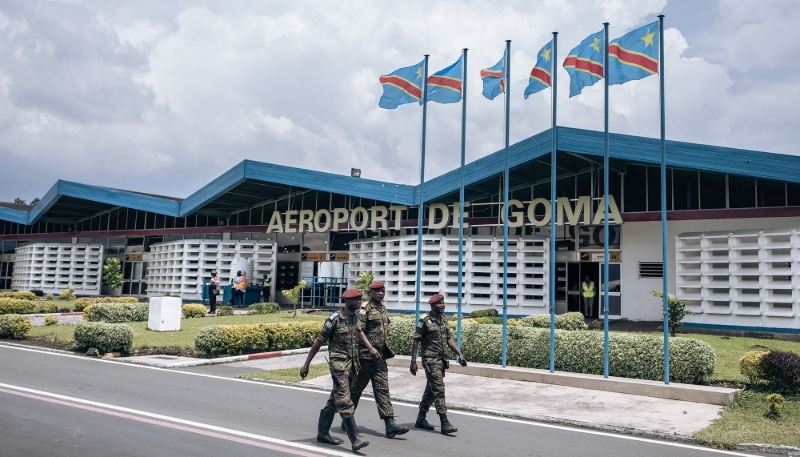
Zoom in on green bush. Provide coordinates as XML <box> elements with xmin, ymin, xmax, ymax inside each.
<box><xmin>0</xmin><ymin>299</ymin><xmax>37</xmax><ymax>315</ymax></box>
<box><xmin>44</xmin><ymin>315</ymin><xmax>59</xmax><ymax>326</ymax></box>
<box><xmin>45</xmin><ymin>293</ymin><xmax>55</xmax><ymax>300</ymax></box>
<box><xmin>0</xmin><ymin>291</ymin><xmax>37</xmax><ymax>300</ymax></box>
<box><xmin>36</xmin><ymin>302</ymin><xmax>58</xmax><ymax>314</ymax></box>
<box><xmin>520</xmin><ymin>312</ymin><xmax>588</xmax><ymax>330</ymax></box>
<box><xmin>387</xmin><ymin>320</ymin><xmax>715</xmax><ymax>384</ymax></box>
<box><xmin>760</xmin><ymin>350</ymin><xmax>800</xmax><ymax>389</ymax></box>
<box><xmin>83</xmin><ymin>303</ymin><xmax>149</xmax><ymax>323</ymax></box>
<box><xmin>469</xmin><ymin>308</ymin><xmax>499</xmax><ymax>318</ymax></box>
<box><xmin>195</xmin><ymin>321</ymin><xmax>323</xmax><ymax>356</ymax></box>
<box><xmin>766</xmin><ymin>393</ymin><xmax>785</xmax><ymax>418</ymax></box>
<box><xmin>0</xmin><ymin>315</ymin><xmax>33</xmax><ymax>338</ymax></box>
<box><xmin>74</xmin><ymin>322</ymin><xmax>134</xmax><ymax>354</ymax></box>
<box><xmin>59</xmin><ymin>288</ymin><xmax>76</xmax><ymax>300</ymax></box>
<box><xmin>247</xmin><ymin>302</ymin><xmax>281</xmax><ymax>315</ymax></box>
<box><xmin>216</xmin><ymin>306</ymin><xmax>233</xmax><ymax>316</ymax></box>
<box><xmin>739</xmin><ymin>351</ymin><xmax>768</xmax><ymax>384</ymax></box>
<box><xmin>73</xmin><ymin>298</ymin><xmax>92</xmax><ymax>311</ymax></box>
<box><xmin>182</xmin><ymin>304</ymin><xmax>207</xmax><ymax>319</ymax></box>
<box><xmin>74</xmin><ymin>296</ymin><xmax>139</xmax><ymax>312</ymax></box>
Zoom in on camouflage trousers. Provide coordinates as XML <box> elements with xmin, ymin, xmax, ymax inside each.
<box><xmin>419</xmin><ymin>358</ymin><xmax>447</xmax><ymax>414</ymax></box>
<box><xmin>350</xmin><ymin>358</ymin><xmax>394</xmax><ymax>419</ymax></box>
<box><xmin>323</xmin><ymin>357</ymin><xmax>357</xmax><ymax>419</ymax></box>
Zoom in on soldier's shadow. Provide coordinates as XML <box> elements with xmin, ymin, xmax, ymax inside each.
<box><xmin>355</xmin><ymin>425</ymin><xmax>408</xmax><ymax>441</ymax></box>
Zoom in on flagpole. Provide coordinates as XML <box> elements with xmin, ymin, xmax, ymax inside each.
<box><xmin>549</xmin><ymin>32</ymin><xmax>558</xmax><ymax>373</ymax></box>
<box><xmin>501</xmin><ymin>39</ymin><xmax>511</xmax><ymax>368</ymax></box>
<box><xmin>415</xmin><ymin>55</ymin><xmax>430</xmax><ymax>323</ymax></box>
<box><xmin>602</xmin><ymin>22</ymin><xmax>610</xmax><ymax>379</ymax></box>
<box><xmin>659</xmin><ymin>14</ymin><xmax>670</xmax><ymax>384</ymax></box>
<box><xmin>457</xmin><ymin>49</ymin><xmax>468</xmax><ymax>351</ymax></box>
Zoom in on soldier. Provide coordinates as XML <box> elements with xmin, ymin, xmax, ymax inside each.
<box><xmin>300</xmin><ymin>288</ymin><xmax>377</xmax><ymax>452</ymax></box>
<box><xmin>349</xmin><ymin>281</ymin><xmax>409</xmax><ymax>439</ymax></box>
<box><xmin>410</xmin><ymin>293</ymin><xmax>467</xmax><ymax>435</ymax></box>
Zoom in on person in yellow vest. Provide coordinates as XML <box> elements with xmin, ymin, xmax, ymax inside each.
<box><xmin>581</xmin><ymin>276</ymin><xmax>595</xmax><ymax>317</ymax></box>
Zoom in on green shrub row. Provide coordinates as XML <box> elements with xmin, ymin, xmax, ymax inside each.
<box><xmin>182</xmin><ymin>304</ymin><xmax>207</xmax><ymax>319</ymax></box>
<box><xmin>74</xmin><ymin>322</ymin><xmax>134</xmax><ymax>354</ymax></box>
<box><xmin>195</xmin><ymin>321</ymin><xmax>323</xmax><ymax>356</ymax></box>
<box><xmin>0</xmin><ymin>291</ymin><xmax>37</xmax><ymax>300</ymax></box>
<box><xmin>520</xmin><ymin>312</ymin><xmax>588</xmax><ymax>330</ymax></box>
<box><xmin>74</xmin><ymin>296</ymin><xmax>139</xmax><ymax>311</ymax></box>
<box><xmin>247</xmin><ymin>302</ymin><xmax>281</xmax><ymax>315</ymax></box>
<box><xmin>0</xmin><ymin>315</ymin><xmax>33</xmax><ymax>339</ymax></box>
<box><xmin>386</xmin><ymin>319</ymin><xmax>714</xmax><ymax>384</ymax></box>
<box><xmin>216</xmin><ymin>306</ymin><xmax>234</xmax><ymax>316</ymax></box>
<box><xmin>83</xmin><ymin>303</ymin><xmax>149</xmax><ymax>323</ymax></box>
<box><xmin>740</xmin><ymin>350</ymin><xmax>800</xmax><ymax>390</ymax></box>
<box><xmin>0</xmin><ymin>299</ymin><xmax>58</xmax><ymax>315</ymax></box>
<box><xmin>469</xmin><ymin>308</ymin><xmax>499</xmax><ymax>318</ymax></box>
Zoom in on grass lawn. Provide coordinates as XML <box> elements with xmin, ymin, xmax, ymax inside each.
<box><xmin>240</xmin><ymin>363</ymin><xmax>329</xmax><ymax>383</ymax></box>
<box><xmin>694</xmin><ymin>389</ymin><xmax>800</xmax><ymax>449</ymax></box>
<box><xmin>25</xmin><ymin>312</ymin><xmax>327</xmax><ymax>350</ymax></box>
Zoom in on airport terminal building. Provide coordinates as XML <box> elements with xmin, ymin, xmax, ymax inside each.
<box><xmin>1</xmin><ymin>127</ymin><xmax>799</xmax><ymax>333</ymax></box>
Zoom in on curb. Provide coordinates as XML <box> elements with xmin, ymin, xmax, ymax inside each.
<box><xmin>21</xmin><ymin>312</ymin><xmax>83</xmax><ymax>317</ymax></box>
<box><xmin>737</xmin><ymin>443</ymin><xmax>800</xmax><ymax>456</ymax></box>
<box><xmin>117</xmin><ymin>346</ymin><xmax>328</xmax><ymax>368</ymax></box>
<box><xmin>0</xmin><ymin>341</ymin><xmax>79</xmax><ymax>356</ymax></box>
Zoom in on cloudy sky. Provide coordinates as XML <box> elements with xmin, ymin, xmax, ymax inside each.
<box><xmin>1</xmin><ymin>0</ymin><xmax>798</xmax><ymax>203</ymax></box>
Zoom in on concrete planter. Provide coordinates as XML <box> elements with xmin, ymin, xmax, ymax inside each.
<box><xmin>148</xmin><ymin>296</ymin><xmax>182</xmax><ymax>331</ymax></box>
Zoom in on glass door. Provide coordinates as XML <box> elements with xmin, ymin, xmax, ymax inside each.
<box><xmin>599</xmin><ymin>263</ymin><xmax>622</xmax><ymax>317</ymax></box>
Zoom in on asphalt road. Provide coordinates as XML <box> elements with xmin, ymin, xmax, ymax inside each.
<box><xmin>0</xmin><ymin>344</ymin><xmax>760</xmax><ymax>457</ymax></box>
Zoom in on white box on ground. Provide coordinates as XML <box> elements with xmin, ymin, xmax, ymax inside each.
<box><xmin>148</xmin><ymin>297</ymin><xmax>182</xmax><ymax>331</ymax></box>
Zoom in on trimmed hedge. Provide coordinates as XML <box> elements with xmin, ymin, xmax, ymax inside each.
<box><xmin>0</xmin><ymin>299</ymin><xmax>60</xmax><ymax>315</ymax></box>
<box><xmin>74</xmin><ymin>322</ymin><xmax>134</xmax><ymax>354</ymax></box>
<box><xmin>761</xmin><ymin>350</ymin><xmax>800</xmax><ymax>389</ymax></box>
<box><xmin>182</xmin><ymin>304</ymin><xmax>207</xmax><ymax>319</ymax></box>
<box><xmin>739</xmin><ymin>351</ymin><xmax>767</xmax><ymax>384</ymax></box>
<box><xmin>44</xmin><ymin>315</ymin><xmax>59</xmax><ymax>326</ymax></box>
<box><xmin>195</xmin><ymin>321</ymin><xmax>323</xmax><ymax>356</ymax></box>
<box><xmin>59</xmin><ymin>288</ymin><xmax>76</xmax><ymax>300</ymax></box>
<box><xmin>386</xmin><ymin>320</ymin><xmax>715</xmax><ymax>384</ymax></box>
<box><xmin>216</xmin><ymin>306</ymin><xmax>234</xmax><ymax>316</ymax></box>
<box><xmin>247</xmin><ymin>302</ymin><xmax>281</xmax><ymax>315</ymax></box>
<box><xmin>83</xmin><ymin>303</ymin><xmax>149</xmax><ymax>323</ymax></box>
<box><xmin>0</xmin><ymin>315</ymin><xmax>33</xmax><ymax>339</ymax></box>
<box><xmin>469</xmin><ymin>308</ymin><xmax>499</xmax><ymax>318</ymax></box>
<box><xmin>74</xmin><ymin>296</ymin><xmax>140</xmax><ymax>312</ymax></box>
<box><xmin>0</xmin><ymin>291</ymin><xmax>37</xmax><ymax>300</ymax></box>
<box><xmin>521</xmin><ymin>312</ymin><xmax>588</xmax><ymax>331</ymax></box>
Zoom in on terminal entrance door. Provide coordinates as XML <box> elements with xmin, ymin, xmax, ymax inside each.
<box><xmin>565</xmin><ymin>262</ymin><xmax>600</xmax><ymax>319</ymax></box>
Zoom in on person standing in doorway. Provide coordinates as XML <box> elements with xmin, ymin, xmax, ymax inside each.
<box><xmin>410</xmin><ymin>293</ymin><xmax>467</xmax><ymax>435</ymax></box>
<box><xmin>208</xmin><ymin>270</ymin><xmax>219</xmax><ymax>314</ymax></box>
<box><xmin>300</xmin><ymin>288</ymin><xmax>376</xmax><ymax>452</ymax></box>
<box><xmin>349</xmin><ymin>281</ymin><xmax>409</xmax><ymax>439</ymax></box>
<box><xmin>582</xmin><ymin>276</ymin><xmax>596</xmax><ymax>317</ymax></box>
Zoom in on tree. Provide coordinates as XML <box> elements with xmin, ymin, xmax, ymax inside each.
<box><xmin>282</xmin><ymin>280</ymin><xmax>307</xmax><ymax>318</ymax></box>
<box><xmin>30</xmin><ymin>197</ymin><xmax>40</xmax><ymax>206</ymax></box>
<box><xmin>13</xmin><ymin>197</ymin><xmax>26</xmax><ymax>205</ymax></box>
<box><xmin>355</xmin><ymin>270</ymin><xmax>374</xmax><ymax>297</ymax></box>
<box><xmin>103</xmin><ymin>258</ymin><xmax>125</xmax><ymax>290</ymax></box>
<box><xmin>651</xmin><ymin>290</ymin><xmax>694</xmax><ymax>337</ymax></box>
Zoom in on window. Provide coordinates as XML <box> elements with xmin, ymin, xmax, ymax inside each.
<box><xmin>623</xmin><ymin>165</ymin><xmax>646</xmax><ymax>212</ymax></box>
<box><xmin>757</xmin><ymin>179</ymin><xmax>786</xmax><ymax>207</ymax></box>
<box><xmin>639</xmin><ymin>262</ymin><xmax>663</xmax><ymax>278</ymax></box>
<box><xmin>728</xmin><ymin>176</ymin><xmax>755</xmax><ymax>208</ymax></box>
<box><xmin>789</xmin><ymin>182</ymin><xmax>800</xmax><ymax>207</ymax></box>
<box><xmin>673</xmin><ymin>169</ymin><xmax>698</xmax><ymax>210</ymax></box>
<box><xmin>700</xmin><ymin>172</ymin><xmax>726</xmax><ymax>209</ymax></box>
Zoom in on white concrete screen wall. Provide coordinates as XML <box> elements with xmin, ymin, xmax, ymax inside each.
<box><xmin>11</xmin><ymin>243</ymin><xmax>104</xmax><ymax>295</ymax></box>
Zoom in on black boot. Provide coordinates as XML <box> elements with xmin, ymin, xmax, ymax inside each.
<box><xmin>316</xmin><ymin>409</ymin><xmax>342</xmax><ymax>445</ymax></box>
<box><xmin>415</xmin><ymin>410</ymin><xmax>435</xmax><ymax>430</ymax></box>
<box><xmin>384</xmin><ymin>416</ymin><xmax>409</xmax><ymax>438</ymax></box>
<box><xmin>340</xmin><ymin>416</ymin><xmax>355</xmax><ymax>432</ymax></box>
<box><xmin>342</xmin><ymin>416</ymin><xmax>369</xmax><ymax>451</ymax></box>
<box><xmin>439</xmin><ymin>413</ymin><xmax>457</xmax><ymax>435</ymax></box>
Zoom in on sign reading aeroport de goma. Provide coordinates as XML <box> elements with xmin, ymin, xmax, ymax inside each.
<box><xmin>264</xmin><ymin>195</ymin><xmax>623</xmax><ymax>233</ymax></box>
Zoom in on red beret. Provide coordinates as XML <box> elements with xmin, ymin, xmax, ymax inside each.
<box><xmin>342</xmin><ymin>288</ymin><xmax>363</xmax><ymax>299</ymax></box>
<box><xmin>368</xmin><ymin>281</ymin><xmax>385</xmax><ymax>290</ymax></box>
<box><xmin>428</xmin><ymin>293</ymin><xmax>444</xmax><ymax>304</ymax></box>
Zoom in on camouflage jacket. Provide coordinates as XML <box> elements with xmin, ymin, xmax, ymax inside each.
<box><xmin>358</xmin><ymin>300</ymin><xmax>390</xmax><ymax>358</ymax></box>
<box><xmin>413</xmin><ymin>313</ymin><xmax>451</xmax><ymax>360</ymax></box>
<box><xmin>316</xmin><ymin>308</ymin><xmax>363</xmax><ymax>363</ymax></box>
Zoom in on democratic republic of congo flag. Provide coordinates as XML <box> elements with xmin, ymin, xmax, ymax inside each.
<box><xmin>480</xmin><ymin>53</ymin><xmax>505</xmax><ymax>100</ymax></box>
<box><xmin>608</xmin><ymin>22</ymin><xmax>659</xmax><ymax>85</ymax></box>
<box><xmin>562</xmin><ymin>30</ymin><xmax>604</xmax><ymax>97</ymax></box>
<box><xmin>427</xmin><ymin>56</ymin><xmax>463</xmax><ymax>104</ymax></box>
<box><xmin>378</xmin><ymin>60</ymin><xmax>424</xmax><ymax>109</ymax></box>
<box><xmin>524</xmin><ymin>40</ymin><xmax>553</xmax><ymax>99</ymax></box>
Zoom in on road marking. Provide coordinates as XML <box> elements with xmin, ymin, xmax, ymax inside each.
<box><xmin>0</xmin><ymin>344</ymin><xmax>755</xmax><ymax>456</ymax></box>
<box><xmin>0</xmin><ymin>382</ymin><xmax>352</xmax><ymax>457</ymax></box>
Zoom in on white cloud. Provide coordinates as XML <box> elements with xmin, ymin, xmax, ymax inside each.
<box><xmin>0</xmin><ymin>0</ymin><xmax>797</xmax><ymax>204</ymax></box>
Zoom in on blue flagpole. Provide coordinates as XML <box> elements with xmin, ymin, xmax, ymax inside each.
<box><xmin>415</xmin><ymin>55</ymin><xmax>429</xmax><ymax>324</ymax></box>
<box><xmin>457</xmin><ymin>48</ymin><xmax>468</xmax><ymax>351</ymax></box>
<box><xmin>603</xmin><ymin>22</ymin><xmax>610</xmax><ymax>379</ymax></box>
<box><xmin>549</xmin><ymin>32</ymin><xmax>558</xmax><ymax>373</ymax></box>
<box><xmin>501</xmin><ymin>40</ymin><xmax>511</xmax><ymax>368</ymax></box>
<box><xmin>659</xmin><ymin>14</ymin><xmax>670</xmax><ymax>384</ymax></box>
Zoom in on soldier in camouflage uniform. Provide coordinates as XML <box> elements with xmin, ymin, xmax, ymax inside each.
<box><xmin>301</xmin><ymin>288</ymin><xmax>376</xmax><ymax>452</ymax></box>
<box><xmin>349</xmin><ymin>281</ymin><xmax>409</xmax><ymax>438</ymax></box>
<box><xmin>410</xmin><ymin>293</ymin><xmax>467</xmax><ymax>435</ymax></box>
